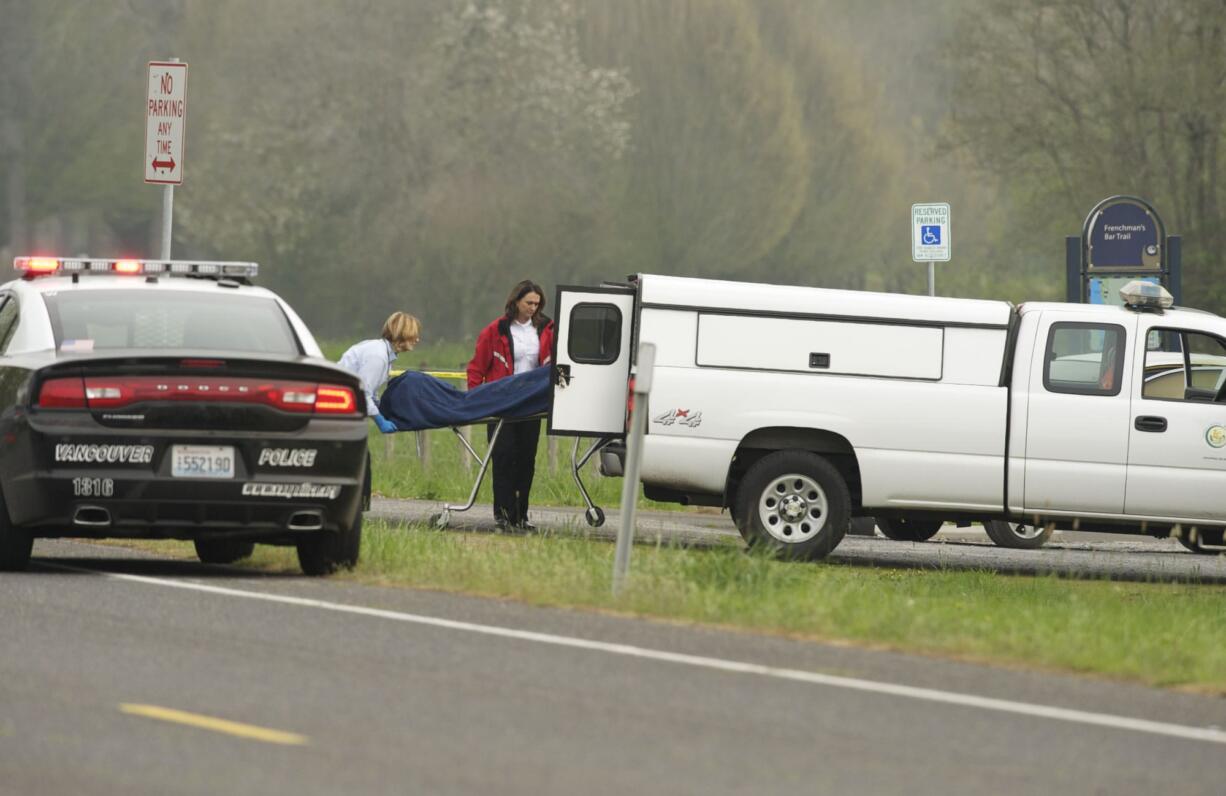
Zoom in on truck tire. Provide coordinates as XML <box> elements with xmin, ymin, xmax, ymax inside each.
<box><xmin>193</xmin><ymin>538</ymin><xmax>255</xmax><ymax>565</ymax></box>
<box><xmin>297</xmin><ymin>513</ymin><xmax>362</xmax><ymax>576</ymax></box>
<box><xmin>733</xmin><ymin>450</ymin><xmax>850</xmax><ymax>560</ymax></box>
<box><xmin>1176</xmin><ymin>528</ymin><xmax>1226</xmax><ymax>555</ymax></box>
<box><xmin>0</xmin><ymin>495</ymin><xmax>32</xmax><ymax>571</ymax></box>
<box><xmin>983</xmin><ymin>520</ymin><xmax>1052</xmax><ymax>549</ymax></box>
<box><xmin>876</xmin><ymin>517</ymin><xmax>943</xmax><ymax>542</ymax></box>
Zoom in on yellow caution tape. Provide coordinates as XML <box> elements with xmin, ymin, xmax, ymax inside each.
<box><xmin>391</xmin><ymin>369</ymin><xmax>466</xmax><ymax>379</ymax></box>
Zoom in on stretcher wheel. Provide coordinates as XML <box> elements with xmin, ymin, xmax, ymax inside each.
<box><xmin>585</xmin><ymin>507</ymin><xmax>605</xmax><ymax>527</ymax></box>
<box><xmin>429</xmin><ymin>511</ymin><xmax>450</xmax><ymax>529</ymax></box>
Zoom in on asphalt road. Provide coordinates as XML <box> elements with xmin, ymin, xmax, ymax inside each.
<box><xmin>371</xmin><ymin>497</ymin><xmax>1226</xmax><ymax>584</ymax></box>
<box><xmin>4</xmin><ymin>537</ymin><xmax>1226</xmax><ymax>795</ymax></box>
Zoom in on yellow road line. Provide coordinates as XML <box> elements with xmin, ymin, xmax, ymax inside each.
<box><xmin>119</xmin><ymin>703</ymin><xmax>309</xmax><ymax>746</ymax></box>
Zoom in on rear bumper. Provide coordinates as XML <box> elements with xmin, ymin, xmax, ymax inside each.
<box><xmin>9</xmin><ymin>470</ymin><xmax>364</xmax><ymax>541</ymax></box>
<box><xmin>2</xmin><ymin>414</ymin><xmax>367</xmax><ymax>542</ymax></box>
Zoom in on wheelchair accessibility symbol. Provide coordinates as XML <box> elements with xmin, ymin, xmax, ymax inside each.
<box><xmin>921</xmin><ymin>225</ymin><xmax>941</xmax><ymax>245</ymax></box>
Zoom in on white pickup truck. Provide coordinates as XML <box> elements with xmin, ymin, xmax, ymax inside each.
<box><xmin>547</xmin><ymin>275</ymin><xmax>1226</xmax><ymax>559</ymax></box>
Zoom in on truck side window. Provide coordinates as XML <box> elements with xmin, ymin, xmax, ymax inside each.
<box><xmin>1043</xmin><ymin>322</ymin><xmax>1125</xmax><ymax>397</ymax></box>
<box><xmin>568</xmin><ymin>302</ymin><xmax>622</xmax><ymax>364</ymax></box>
<box><xmin>1142</xmin><ymin>328</ymin><xmax>1226</xmax><ymax>402</ymax></box>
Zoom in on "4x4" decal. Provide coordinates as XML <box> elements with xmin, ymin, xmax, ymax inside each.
<box><xmin>652</xmin><ymin>408</ymin><xmax>703</xmax><ymax>428</ymax></box>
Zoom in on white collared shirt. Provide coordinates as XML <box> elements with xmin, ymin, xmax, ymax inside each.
<box><xmin>510</xmin><ymin>320</ymin><xmax>540</xmax><ymax>374</ymax></box>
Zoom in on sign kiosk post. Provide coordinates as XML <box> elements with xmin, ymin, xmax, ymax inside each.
<box><xmin>145</xmin><ymin>59</ymin><xmax>188</xmax><ymax>259</ymax></box>
<box><xmin>911</xmin><ymin>203</ymin><xmax>951</xmax><ymax>296</ymax></box>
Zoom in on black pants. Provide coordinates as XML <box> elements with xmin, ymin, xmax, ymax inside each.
<box><xmin>487</xmin><ymin>419</ymin><xmax>541</xmax><ymax>524</ymax></box>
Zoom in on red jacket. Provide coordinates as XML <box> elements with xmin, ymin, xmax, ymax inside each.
<box><xmin>467</xmin><ymin>316</ymin><xmax>555</xmax><ymax>389</ymax></box>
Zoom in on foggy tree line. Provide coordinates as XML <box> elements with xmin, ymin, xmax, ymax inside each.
<box><xmin>2</xmin><ymin>0</ymin><xmax>1225</xmax><ymax>341</ymax></box>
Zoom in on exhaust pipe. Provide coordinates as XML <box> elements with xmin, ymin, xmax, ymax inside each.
<box><xmin>73</xmin><ymin>506</ymin><xmax>112</xmax><ymax>527</ymax></box>
<box><xmin>287</xmin><ymin>511</ymin><xmax>323</xmax><ymax>531</ymax></box>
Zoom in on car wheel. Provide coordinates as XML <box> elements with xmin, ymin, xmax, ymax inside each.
<box><xmin>297</xmin><ymin>513</ymin><xmax>362</xmax><ymax>576</ymax></box>
<box><xmin>733</xmin><ymin>450</ymin><xmax>849</xmax><ymax>560</ymax></box>
<box><xmin>193</xmin><ymin>538</ymin><xmax>255</xmax><ymax>565</ymax></box>
<box><xmin>0</xmin><ymin>496</ymin><xmax>32</xmax><ymax>572</ymax></box>
<box><xmin>876</xmin><ymin>517</ymin><xmax>943</xmax><ymax>542</ymax></box>
<box><xmin>1176</xmin><ymin>527</ymin><xmax>1226</xmax><ymax>555</ymax></box>
<box><xmin>983</xmin><ymin>520</ymin><xmax>1053</xmax><ymax>549</ymax></box>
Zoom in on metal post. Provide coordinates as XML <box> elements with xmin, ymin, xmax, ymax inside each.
<box><xmin>160</xmin><ymin>185</ymin><xmax>174</xmax><ymax>259</ymax></box>
<box><xmin>613</xmin><ymin>342</ymin><xmax>655</xmax><ymax>596</ymax></box>
<box><xmin>158</xmin><ymin>56</ymin><xmax>180</xmax><ymax>260</ymax></box>
<box><xmin>926</xmin><ymin>261</ymin><xmax>935</xmax><ymax>297</ymax></box>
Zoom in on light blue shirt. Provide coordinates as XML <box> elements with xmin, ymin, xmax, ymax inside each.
<box><xmin>338</xmin><ymin>338</ymin><xmax>396</xmax><ymax>416</ymax></box>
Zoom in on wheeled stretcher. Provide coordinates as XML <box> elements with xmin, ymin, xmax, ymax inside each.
<box><xmin>377</xmin><ymin>367</ymin><xmax>613</xmax><ymax>529</ymax></box>
<box><xmin>429</xmin><ymin>417</ymin><xmax>612</xmax><ymax>529</ymax></box>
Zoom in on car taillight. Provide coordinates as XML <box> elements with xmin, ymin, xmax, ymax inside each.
<box><xmin>36</xmin><ymin>375</ymin><xmax>360</xmax><ymax>415</ymax></box>
<box><xmin>315</xmin><ymin>385</ymin><xmax>357</xmax><ymax>414</ymax></box>
<box><xmin>37</xmin><ymin>376</ymin><xmax>86</xmax><ymax>408</ymax></box>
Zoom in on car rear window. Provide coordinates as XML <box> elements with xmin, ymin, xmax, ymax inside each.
<box><xmin>42</xmin><ymin>289</ymin><xmax>302</xmax><ymax>354</ymax></box>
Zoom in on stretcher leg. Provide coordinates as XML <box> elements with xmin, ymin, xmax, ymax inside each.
<box><xmin>431</xmin><ymin>419</ymin><xmax>504</xmax><ymax>528</ymax></box>
<box><xmin>572</xmin><ymin>436</ymin><xmax>613</xmax><ymax>527</ymax></box>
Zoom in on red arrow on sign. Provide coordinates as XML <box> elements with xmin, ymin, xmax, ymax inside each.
<box><xmin>151</xmin><ymin>156</ymin><xmax>176</xmax><ymax>171</ymax></box>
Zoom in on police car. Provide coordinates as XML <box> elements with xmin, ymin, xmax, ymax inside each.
<box><xmin>0</xmin><ymin>256</ymin><xmax>368</xmax><ymax>575</ymax></box>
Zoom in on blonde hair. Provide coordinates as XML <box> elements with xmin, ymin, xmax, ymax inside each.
<box><xmin>381</xmin><ymin>311</ymin><xmax>421</xmax><ymax>347</ymax></box>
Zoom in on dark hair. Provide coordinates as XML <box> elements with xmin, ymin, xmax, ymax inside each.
<box><xmin>503</xmin><ymin>280</ymin><xmax>548</xmax><ymax>329</ymax></box>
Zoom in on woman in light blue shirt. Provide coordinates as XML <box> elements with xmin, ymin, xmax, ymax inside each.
<box><xmin>339</xmin><ymin>311</ymin><xmax>421</xmax><ymax>507</ymax></box>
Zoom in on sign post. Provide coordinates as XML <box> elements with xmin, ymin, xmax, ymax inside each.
<box><xmin>613</xmin><ymin>342</ymin><xmax>655</xmax><ymax>597</ymax></box>
<box><xmin>145</xmin><ymin>59</ymin><xmax>188</xmax><ymax>259</ymax></box>
<box><xmin>911</xmin><ymin>203</ymin><xmax>951</xmax><ymax>296</ymax></box>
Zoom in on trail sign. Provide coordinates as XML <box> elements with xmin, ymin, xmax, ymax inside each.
<box><xmin>911</xmin><ymin>203</ymin><xmax>951</xmax><ymax>262</ymax></box>
<box><xmin>144</xmin><ymin>61</ymin><xmax>188</xmax><ymax>185</ymax></box>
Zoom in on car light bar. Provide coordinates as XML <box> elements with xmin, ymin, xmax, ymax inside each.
<box><xmin>13</xmin><ymin>257</ymin><xmax>259</xmax><ymax>280</ymax></box>
<box><xmin>1120</xmin><ymin>279</ymin><xmax>1173</xmax><ymax>310</ymax></box>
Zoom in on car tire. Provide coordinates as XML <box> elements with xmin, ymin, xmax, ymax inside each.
<box><xmin>296</xmin><ymin>513</ymin><xmax>362</xmax><ymax>576</ymax></box>
<box><xmin>733</xmin><ymin>450</ymin><xmax>849</xmax><ymax>560</ymax></box>
<box><xmin>193</xmin><ymin>538</ymin><xmax>255</xmax><ymax>565</ymax></box>
<box><xmin>0</xmin><ymin>497</ymin><xmax>32</xmax><ymax>572</ymax></box>
<box><xmin>1176</xmin><ymin>527</ymin><xmax>1226</xmax><ymax>555</ymax></box>
<box><xmin>983</xmin><ymin>520</ymin><xmax>1053</xmax><ymax>549</ymax></box>
<box><xmin>876</xmin><ymin>517</ymin><xmax>943</xmax><ymax>542</ymax></box>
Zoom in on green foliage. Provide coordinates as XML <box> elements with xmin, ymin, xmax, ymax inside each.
<box><xmin>9</xmin><ymin>0</ymin><xmax>1226</xmax><ymax>337</ymax></box>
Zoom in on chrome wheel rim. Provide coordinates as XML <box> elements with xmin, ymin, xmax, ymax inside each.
<box><xmin>758</xmin><ymin>473</ymin><xmax>827</xmax><ymax>543</ymax></box>
<box><xmin>1012</xmin><ymin>523</ymin><xmax>1044</xmax><ymax>540</ymax></box>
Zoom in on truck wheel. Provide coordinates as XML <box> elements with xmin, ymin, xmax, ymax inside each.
<box><xmin>983</xmin><ymin>520</ymin><xmax>1052</xmax><ymax>549</ymax></box>
<box><xmin>876</xmin><ymin>517</ymin><xmax>943</xmax><ymax>542</ymax></box>
<box><xmin>0</xmin><ymin>496</ymin><xmax>32</xmax><ymax>571</ymax></box>
<box><xmin>297</xmin><ymin>513</ymin><xmax>362</xmax><ymax>576</ymax></box>
<box><xmin>193</xmin><ymin>538</ymin><xmax>255</xmax><ymax>565</ymax></box>
<box><xmin>1176</xmin><ymin>528</ymin><xmax>1226</xmax><ymax>554</ymax></box>
<box><xmin>734</xmin><ymin>451</ymin><xmax>850</xmax><ymax>560</ymax></box>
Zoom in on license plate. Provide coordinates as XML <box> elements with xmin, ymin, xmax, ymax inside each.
<box><xmin>171</xmin><ymin>445</ymin><xmax>235</xmax><ymax>479</ymax></box>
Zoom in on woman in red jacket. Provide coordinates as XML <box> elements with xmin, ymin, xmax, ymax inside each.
<box><xmin>467</xmin><ymin>279</ymin><xmax>555</xmax><ymax>529</ymax></box>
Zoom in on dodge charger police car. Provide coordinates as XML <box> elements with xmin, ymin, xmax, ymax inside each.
<box><xmin>0</xmin><ymin>256</ymin><xmax>368</xmax><ymax>575</ymax></box>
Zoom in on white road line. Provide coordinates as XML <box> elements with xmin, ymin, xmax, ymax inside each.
<box><xmin>47</xmin><ymin>563</ymin><xmax>1226</xmax><ymax>745</ymax></box>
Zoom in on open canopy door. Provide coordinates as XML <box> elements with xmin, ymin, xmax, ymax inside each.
<box><xmin>548</xmin><ymin>285</ymin><xmax>635</xmax><ymax>436</ymax></box>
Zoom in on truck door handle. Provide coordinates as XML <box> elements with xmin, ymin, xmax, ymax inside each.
<box><xmin>554</xmin><ymin>364</ymin><xmax>571</xmax><ymax>388</ymax></box>
<box><xmin>1135</xmin><ymin>415</ymin><xmax>1167</xmax><ymax>433</ymax></box>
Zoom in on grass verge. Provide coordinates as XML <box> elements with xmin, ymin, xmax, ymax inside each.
<box><xmin>122</xmin><ymin>519</ymin><xmax>1226</xmax><ymax>693</ymax></box>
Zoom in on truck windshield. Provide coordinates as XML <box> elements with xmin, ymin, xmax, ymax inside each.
<box><xmin>43</xmin><ymin>289</ymin><xmax>301</xmax><ymax>355</ymax></box>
